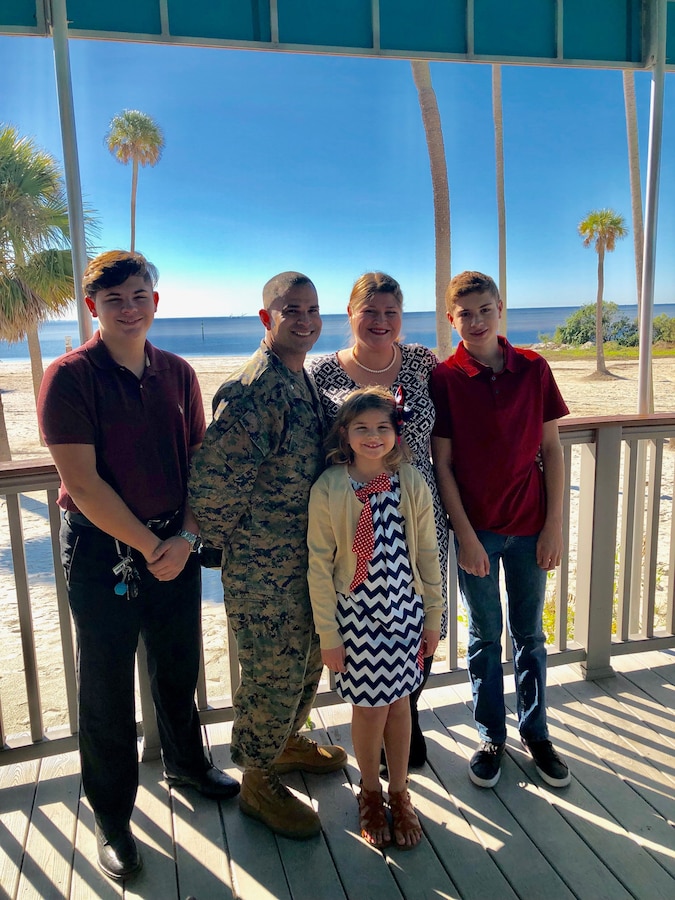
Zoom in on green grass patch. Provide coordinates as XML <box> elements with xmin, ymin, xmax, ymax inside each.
<box><xmin>532</xmin><ymin>344</ymin><xmax>675</xmax><ymax>362</ymax></box>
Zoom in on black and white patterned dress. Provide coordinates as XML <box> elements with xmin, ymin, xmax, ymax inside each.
<box><xmin>308</xmin><ymin>343</ymin><xmax>449</xmax><ymax>638</ymax></box>
<box><xmin>336</xmin><ymin>473</ymin><xmax>424</xmax><ymax>707</ymax></box>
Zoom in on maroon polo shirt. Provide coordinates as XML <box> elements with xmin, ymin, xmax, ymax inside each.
<box><xmin>430</xmin><ymin>336</ymin><xmax>569</xmax><ymax>536</ymax></box>
<box><xmin>37</xmin><ymin>332</ymin><xmax>205</xmax><ymax>521</ymax></box>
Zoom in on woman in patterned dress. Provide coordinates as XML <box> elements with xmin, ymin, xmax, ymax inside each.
<box><xmin>307</xmin><ymin>387</ymin><xmax>443</xmax><ymax>849</ymax></box>
<box><xmin>307</xmin><ymin>272</ymin><xmax>449</xmax><ymax>767</ymax></box>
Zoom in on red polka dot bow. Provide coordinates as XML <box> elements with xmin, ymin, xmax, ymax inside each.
<box><xmin>350</xmin><ymin>473</ymin><xmax>392</xmax><ymax>592</ymax></box>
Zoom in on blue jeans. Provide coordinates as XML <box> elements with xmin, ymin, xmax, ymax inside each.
<box><xmin>457</xmin><ymin>531</ymin><xmax>548</xmax><ymax>745</ymax></box>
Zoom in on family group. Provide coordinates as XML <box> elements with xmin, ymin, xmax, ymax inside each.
<box><xmin>35</xmin><ymin>249</ymin><xmax>570</xmax><ymax>882</ymax></box>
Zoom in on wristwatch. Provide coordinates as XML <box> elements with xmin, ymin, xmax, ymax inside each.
<box><xmin>177</xmin><ymin>530</ymin><xmax>203</xmax><ymax>553</ymax></box>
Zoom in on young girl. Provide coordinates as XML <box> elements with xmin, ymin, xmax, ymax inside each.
<box><xmin>308</xmin><ymin>386</ymin><xmax>443</xmax><ymax>850</ymax></box>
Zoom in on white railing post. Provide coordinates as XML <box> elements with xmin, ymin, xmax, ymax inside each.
<box><xmin>642</xmin><ymin>438</ymin><xmax>664</xmax><ymax>637</ymax></box>
<box><xmin>575</xmin><ymin>425</ymin><xmax>622</xmax><ymax>679</ymax></box>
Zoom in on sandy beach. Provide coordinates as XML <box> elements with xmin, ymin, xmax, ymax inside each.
<box><xmin>1</xmin><ymin>351</ymin><xmax>674</xmax><ymax>738</ymax></box>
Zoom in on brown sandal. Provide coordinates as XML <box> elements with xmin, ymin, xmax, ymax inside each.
<box><xmin>357</xmin><ymin>784</ymin><xmax>391</xmax><ymax>849</ymax></box>
<box><xmin>388</xmin><ymin>785</ymin><xmax>422</xmax><ymax>850</ymax></box>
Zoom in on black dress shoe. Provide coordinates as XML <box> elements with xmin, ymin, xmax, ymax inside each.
<box><xmin>95</xmin><ymin>825</ymin><xmax>142</xmax><ymax>881</ymax></box>
<box><xmin>165</xmin><ymin>765</ymin><xmax>240</xmax><ymax>799</ymax></box>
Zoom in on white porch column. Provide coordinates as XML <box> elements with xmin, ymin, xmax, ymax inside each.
<box><xmin>637</xmin><ymin>0</ymin><xmax>667</xmax><ymax>413</ymax></box>
<box><xmin>50</xmin><ymin>0</ymin><xmax>91</xmax><ymax>345</ymax></box>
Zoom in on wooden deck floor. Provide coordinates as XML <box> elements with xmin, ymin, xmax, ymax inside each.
<box><xmin>2</xmin><ymin>649</ymin><xmax>675</xmax><ymax>900</ymax></box>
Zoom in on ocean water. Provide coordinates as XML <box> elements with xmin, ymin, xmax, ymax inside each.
<box><xmin>2</xmin><ymin>304</ymin><xmax>675</xmax><ymax>363</ymax></box>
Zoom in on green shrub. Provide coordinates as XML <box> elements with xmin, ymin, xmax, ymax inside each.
<box><xmin>653</xmin><ymin>313</ymin><xmax>675</xmax><ymax>343</ymax></box>
<box><xmin>554</xmin><ymin>302</ymin><xmax>638</xmax><ymax>347</ymax></box>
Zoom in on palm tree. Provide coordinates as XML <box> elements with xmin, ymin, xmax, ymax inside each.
<box><xmin>492</xmin><ymin>64</ymin><xmax>507</xmax><ymax>334</ymax></box>
<box><xmin>105</xmin><ymin>110</ymin><xmax>164</xmax><ymax>252</ymax></box>
<box><xmin>411</xmin><ymin>61</ymin><xmax>452</xmax><ymax>359</ymax></box>
<box><xmin>0</xmin><ymin>125</ymin><xmax>78</xmax><ymax>453</ymax></box>
<box><xmin>578</xmin><ymin>209</ymin><xmax>628</xmax><ymax>376</ymax></box>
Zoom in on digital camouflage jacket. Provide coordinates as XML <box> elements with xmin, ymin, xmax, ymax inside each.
<box><xmin>188</xmin><ymin>343</ymin><xmax>325</xmax><ymax>596</ymax></box>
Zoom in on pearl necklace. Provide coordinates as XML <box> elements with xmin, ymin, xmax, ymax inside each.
<box><xmin>351</xmin><ymin>345</ymin><xmax>398</xmax><ymax>375</ymax></box>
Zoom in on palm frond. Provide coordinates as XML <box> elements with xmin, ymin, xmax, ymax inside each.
<box><xmin>578</xmin><ymin>208</ymin><xmax>628</xmax><ymax>252</ymax></box>
<box><xmin>0</xmin><ymin>248</ymin><xmax>75</xmax><ymax>341</ymax></box>
<box><xmin>0</xmin><ymin>125</ymin><xmax>93</xmax><ymax>342</ymax></box>
<box><xmin>105</xmin><ymin>110</ymin><xmax>164</xmax><ymax>169</ymax></box>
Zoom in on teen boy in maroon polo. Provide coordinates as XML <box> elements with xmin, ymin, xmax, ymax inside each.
<box><xmin>430</xmin><ymin>271</ymin><xmax>570</xmax><ymax>790</ymax></box>
<box><xmin>37</xmin><ymin>251</ymin><xmax>238</xmax><ymax>883</ymax></box>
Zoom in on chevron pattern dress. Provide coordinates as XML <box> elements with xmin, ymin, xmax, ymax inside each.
<box><xmin>335</xmin><ymin>473</ymin><xmax>425</xmax><ymax>707</ymax></box>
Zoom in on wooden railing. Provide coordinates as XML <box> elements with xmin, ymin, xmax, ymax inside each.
<box><xmin>1</xmin><ymin>413</ymin><xmax>674</xmax><ymax>765</ymax></box>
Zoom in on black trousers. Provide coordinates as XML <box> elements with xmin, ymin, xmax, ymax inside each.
<box><xmin>61</xmin><ymin>519</ymin><xmax>207</xmax><ymax>833</ymax></box>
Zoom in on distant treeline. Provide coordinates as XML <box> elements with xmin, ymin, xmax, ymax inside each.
<box><xmin>548</xmin><ymin>303</ymin><xmax>675</xmax><ymax>347</ymax></box>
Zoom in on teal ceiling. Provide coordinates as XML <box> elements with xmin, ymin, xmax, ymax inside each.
<box><xmin>1</xmin><ymin>0</ymin><xmax>673</xmax><ymax>68</ymax></box>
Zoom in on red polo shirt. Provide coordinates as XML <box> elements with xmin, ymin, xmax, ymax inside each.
<box><xmin>37</xmin><ymin>332</ymin><xmax>205</xmax><ymax>521</ymax></box>
<box><xmin>430</xmin><ymin>337</ymin><xmax>569</xmax><ymax>535</ymax></box>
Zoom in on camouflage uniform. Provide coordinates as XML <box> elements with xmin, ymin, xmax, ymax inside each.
<box><xmin>188</xmin><ymin>343</ymin><xmax>325</xmax><ymax>770</ymax></box>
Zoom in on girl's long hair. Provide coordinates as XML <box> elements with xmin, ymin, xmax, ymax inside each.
<box><xmin>325</xmin><ymin>386</ymin><xmax>411</xmax><ymax>470</ymax></box>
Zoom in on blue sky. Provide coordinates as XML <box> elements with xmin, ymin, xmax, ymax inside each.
<box><xmin>2</xmin><ymin>34</ymin><xmax>674</xmax><ymax>317</ymax></box>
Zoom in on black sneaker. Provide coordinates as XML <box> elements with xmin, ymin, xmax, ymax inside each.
<box><xmin>469</xmin><ymin>741</ymin><xmax>506</xmax><ymax>788</ymax></box>
<box><xmin>521</xmin><ymin>738</ymin><xmax>571</xmax><ymax>787</ymax></box>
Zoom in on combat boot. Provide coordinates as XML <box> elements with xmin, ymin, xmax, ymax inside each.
<box><xmin>239</xmin><ymin>768</ymin><xmax>322</xmax><ymax>840</ymax></box>
<box><xmin>273</xmin><ymin>733</ymin><xmax>347</xmax><ymax>774</ymax></box>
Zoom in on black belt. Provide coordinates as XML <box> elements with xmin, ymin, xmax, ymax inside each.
<box><xmin>65</xmin><ymin>509</ymin><xmax>181</xmax><ymax>531</ymax></box>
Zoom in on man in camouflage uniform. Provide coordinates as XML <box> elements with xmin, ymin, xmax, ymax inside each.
<box><xmin>189</xmin><ymin>272</ymin><xmax>346</xmax><ymax>839</ymax></box>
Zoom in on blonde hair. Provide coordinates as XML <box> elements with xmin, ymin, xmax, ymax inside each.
<box><xmin>348</xmin><ymin>272</ymin><xmax>403</xmax><ymax>315</ymax></box>
<box><xmin>325</xmin><ymin>386</ymin><xmax>411</xmax><ymax>469</ymax></box>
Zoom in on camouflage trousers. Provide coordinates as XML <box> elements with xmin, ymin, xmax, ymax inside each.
<box><xmin>224</xmin><ymin>589</ymin><xmax>323</xmax><ymax>770</ymax></box>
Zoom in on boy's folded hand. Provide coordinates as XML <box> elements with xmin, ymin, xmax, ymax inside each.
<box><xmin>536</xmin><ymin>522</ymin><xmax>563</xmax><ymax>570</ymax></box>
<box><xmin>457</xmin><ymin>537</ymin><xmax>490</xmax><ymax>577</ymax></box>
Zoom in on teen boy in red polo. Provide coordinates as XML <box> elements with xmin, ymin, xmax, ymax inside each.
<box><xmin>37</xmin><ymin>251</ymin><xmax>239</xmax><ymax>882</ymax></box>
<box><xmin>430</xmin><ymin>271</ymin><xmax>570</xmax><ymax>789</ymax></box>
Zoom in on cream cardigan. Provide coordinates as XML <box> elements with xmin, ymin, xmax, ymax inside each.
<box><xmin>307</xmin><ymin>462</ymin><xmax>444</xmax><ymax>650</ymax></box>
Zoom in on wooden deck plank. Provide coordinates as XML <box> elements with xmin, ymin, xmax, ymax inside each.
<box><xmin>205</xmin><ymin>722</ymin><xmax>252</xmax><ymax>898</ymax></box>
<box><xmin>15</xmin><ymin>753</ymin><xmax>79</xmax><ymax>899</ymax></box>
<box><xmin>208</xmin><ymin>719</ymin><xmax>305</xmax><ymax>900</ymax></box>
<box><xmin>416</xmin><ymin>711</ymin><xmax>521</xmax><ymax>900</ymax></box>
<box><xmin>69</xmin><ymin>796</ymin><xmax>120</xmax><ymax>900</ymax></box>
<box><xmin>574</xmin><ymin>676</ymin><xmax>675</xmax><ymax>779</ymax></box>
<box><xmin>596</xmin><ymin>673</ymin><xmax>675</xmax><ymax>760</ymax></box>
<box><xmin>169</xmin><ymin>778</ymin><xmax>233</xmax><ymax>899</ymax></box>
<box><xmin>219</xmin><ymin>799</ymin><xmax>292</xmax><ymax>900</ymax></box>
<box><xmin>155</xmin><ymin>719</ymin><xmax>241</xmax><ymax>899</ymax></box>
<box><xmin>426</xmin><ymin>681</ymin><xmax>572</xmax><ymax>893</ymax></box>
<box><xmin>207</xmin><ymin>721</ymin><xmax>292</xmax><ymax>900</ymax></box>
<box><xmin>558</xmin><ymin>674</ymin><xmax>675</xmax><ymax>824</ymax></box>
<box><xmin>504</xmin><ymin>675</ymin><xmax>674</xmax><ymax>900</ymax></box>
<box><xmin>3</xmin><ymin>651</ymin><xmax>675</xmax><ymax>900</ymax></box>
<box><xmin>0</xmin><ymin>759</ymin><xmax>38</xmax><ymax>900</ymax></box>
<box><xmin>508</xmin><ymin>694</ymin><xmax>675</xmax><ymax>900</ymax></box>
<box><xmin>318</xmin><ymin>703</ymin><xmax>409</xmax><ymax>899</ymax></box>
<box><xmin>317</xmin><ymin>692</ymin><xmax>470</xmax><ymax>900</ymax></box>
<box><xmin>321</xmin><ymin>698</ymin><xmax>512</xmax><ymax>900</ymax></box>
<box><xmin>611</xmin><ymin>654</ymin><xmax>675</xmax><ymax>713</ymax></box>
<box><xmin>426</xmin><ymin>682</ymin><xmax>626</xmax><ymax>900</ymax></box>
<box><xmin>545</xmin><ymin>680</ymin><xmax>675</xmax><ymax>881</ymax></box>
<box><xmin>124</xmin><ymin>757</ymin><xmax>180</xmax><ymax>899</ymax></box>
<box><xmin>275</xmin><ymin>770</ymin><xmax>349</xmax><ymax>900</ymax></box>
